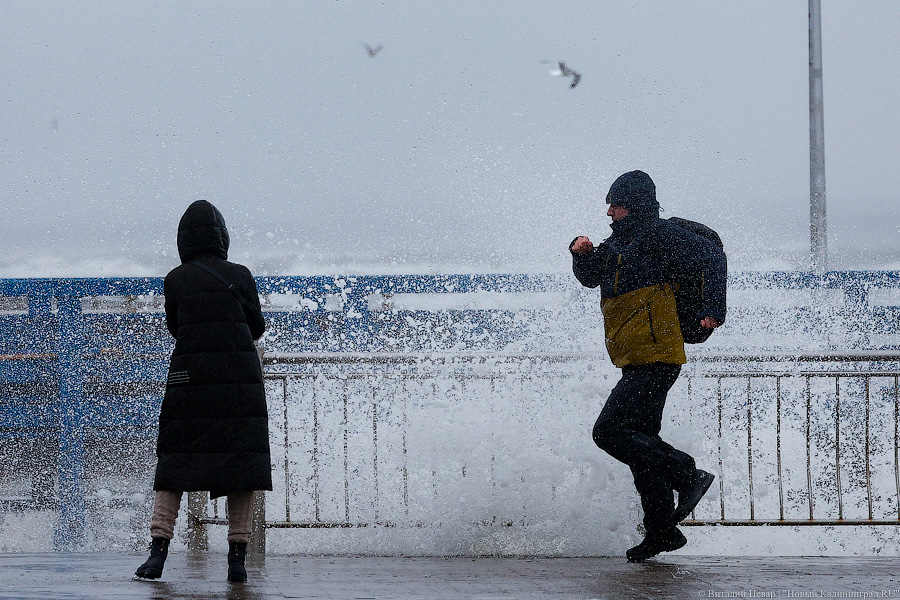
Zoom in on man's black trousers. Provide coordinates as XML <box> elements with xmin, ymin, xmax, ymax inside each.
<box><xmin>592</xmin><ymin>361</ymin><xmax>696</xmax><ymax>535</ymax></box>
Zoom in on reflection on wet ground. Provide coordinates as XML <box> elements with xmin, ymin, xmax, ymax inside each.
<box><xmin>1</xmin><ymin>553</ymin><xmax>898</xmax><ymax>599</ymax></box>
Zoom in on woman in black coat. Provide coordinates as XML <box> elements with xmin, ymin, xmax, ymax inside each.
<box><xmin>136</xmin><ymin>200</ymin><xmax>272</xmax><ymax>583</ymax></box>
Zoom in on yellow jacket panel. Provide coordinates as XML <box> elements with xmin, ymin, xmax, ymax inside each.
<box><xmin>600</xmin><ymin>283</ymin><xmax>686</xmax><ymax>367</ymax></box>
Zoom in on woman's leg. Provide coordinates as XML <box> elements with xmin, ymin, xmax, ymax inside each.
<box><xmin>226</xmin><ymin>492</ymin><xmax>254</xmax><ymax>583</ymax></box>
<box><xmin>136</xmin><ymin>490</ymin><xmax>182</xmax><ymax>578</ymax></box>
<box><xmin>226</xmin><ymin>491</ymin><xmax>254</xmax><ymax>543</ymax></box>
<box><xmin>149</xmin><ymin>490</ymin><xmax>184</xmax><ymax>540</ymax></box>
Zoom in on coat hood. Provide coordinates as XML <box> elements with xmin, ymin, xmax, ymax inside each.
<box><xmin>177</xmin><ymin>200</ymin><xmax>230</xmax><ymax>262</ymax></box>
<box><xmin>605</xmin><ymin>170</ymin><xmax>660</xmax><ymax>219</ymax></box>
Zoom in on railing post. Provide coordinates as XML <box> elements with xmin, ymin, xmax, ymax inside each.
<box><xmin>186</xmin><ymin>491</ymin><xmax>209</xmax><ymax>553</ymax></box>
<box><xmin>249</xmin><ymin>491</ymin><xmax>266</xmax><ymax>555</ymax></box>
<box><xmin>835</xmin><ymin>377</ymin><xmax>843</xmax><ymax>520</ymax></box>
<box><xmin>53</xmin><ymin>293</ymin><xmax>86</xmax><ymax>551</ymax></box>
<box><xmin>776</xmin><ymin>377</ymin><xmax>784</xmax><ymax>521</ymax></box>
<box><xmin>746</xmin><ymin>377</ymin><xmax>755</xmax><ymax>521</ymax></box>
<box><xmin>895</xmin><ymin>376</ymin><xmax>900</xmax><ymax>521</ymax></box>
<box><xmin>717</xmin><ymin>378</ymin><xmax>725</xmax><ymax>520</ymax></box>
<box><xmin>806</xmin><ymin>376</ymin><xmax>815</xmax><ymax>520</ymax></box>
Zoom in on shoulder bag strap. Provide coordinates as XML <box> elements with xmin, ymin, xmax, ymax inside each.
<box><xmin>190</xmin><ymin>260</ymin><xmax>256</xmax><ymax>311</ymax></box>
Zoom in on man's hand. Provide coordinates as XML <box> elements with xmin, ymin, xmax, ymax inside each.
<box><xmin>700</xmin><ymin>316</ymin><xmax>720</xmax><ymax>329</ymax></box>
<box><xmin>570</xmin><ymin>236</ymin><xmax>594</xmax><ymax>254</ymax></box>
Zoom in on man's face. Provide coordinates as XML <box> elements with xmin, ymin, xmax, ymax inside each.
<box><xmin>607</xmin><ymin>203</ymin><xmax>630</xmax><ymax>221</ymax></box>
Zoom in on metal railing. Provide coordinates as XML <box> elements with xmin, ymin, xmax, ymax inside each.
<box><xmin>190</xmin><ymin>352</ymin><xmax>590</xmax><ymax>552</ymax></box>
<box><xmin>682</xmin><ymin>354</ymin><xmax>900</xmax><ymax>526</ymax></box>
<box><xmin>181</xmin><ymin>352</ymin><xmax>900</xmax><ymax>553</ymax></box>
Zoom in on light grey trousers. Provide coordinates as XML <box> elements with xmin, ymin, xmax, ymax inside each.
<box><xmin>150</xmin><ymin>490</ymin><xmax>254</xmax><ymax>544</ymax></box>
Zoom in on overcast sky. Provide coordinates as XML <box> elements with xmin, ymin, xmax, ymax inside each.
<box><xmin>1</xmin><ymin>1</ymin><xmax>898</xmax><ymax>276</ymax></box>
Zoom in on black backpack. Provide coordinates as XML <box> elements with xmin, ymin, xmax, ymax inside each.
<box><xmin>666</xmin><ymin>217</ymin><xmax>726</xmax><ymax>344</ymax></box>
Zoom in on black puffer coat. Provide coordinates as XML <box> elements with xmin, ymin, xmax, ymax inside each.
<box><xmin>153</xmin><ymin>200</ymin><xmax>272</xmax><ymax>497</ymax></box>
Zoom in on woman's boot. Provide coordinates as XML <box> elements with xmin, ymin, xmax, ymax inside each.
<box><xmin>227</xmin><ymin>541</ymin><xmax>248</xmax><ymax>583</ymax></box>
<box><xmin>134</xmin><ymin>537</ymin><xmax>169</xmax><ymax>579</ymax></box>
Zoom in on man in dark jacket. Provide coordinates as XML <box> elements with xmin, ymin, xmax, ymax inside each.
<box><xmin>135</xmin><ymin>200</ymin><xmax>271</xmax><ymax>583</ymax></box>
<box><xmin>570</xmin><ymin>170</ymin><xmax>726</xmax><ymax>561</ymax></box>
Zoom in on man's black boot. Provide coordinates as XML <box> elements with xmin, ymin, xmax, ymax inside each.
<box><xmin>673</xmin><ymin>469</ymin><xmax>715</xmax><ymax>522</ymax></box>
<box><xmin>135</xmin><ymin>537</ymin><xmax>170</xmax><ymax>579</ymax></box>
<box><xmin>227</xmin><ymin>541</ymin><xmax>248</xmax><ymax>583</ymax></box>
<box><xmin>626</xmin><ymin>527</ymin><xmax>687</xmax><ymax>562</ymax></box>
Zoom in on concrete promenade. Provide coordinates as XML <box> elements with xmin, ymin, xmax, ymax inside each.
<box><xmin>1</xmin><ymin>553</ymin><xmax>898</xmax><ymax>600</ymax></box>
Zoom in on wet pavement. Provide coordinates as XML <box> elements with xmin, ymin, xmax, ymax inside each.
<box><xmin>1</xmin><ymin>553</ymin><xmax>898</xmax><ymax>599</ymax></box>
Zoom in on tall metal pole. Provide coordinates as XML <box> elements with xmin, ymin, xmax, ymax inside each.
<box><xmin>809</xmin><ymin>0</ymin><xmax>827</xmax><ymax>274</ymax></box>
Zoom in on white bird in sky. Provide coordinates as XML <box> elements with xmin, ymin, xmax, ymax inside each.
<box><xmin>363</xmin><ymin>42</ymin><xmax>383</xmax><ymax>58</ymax></box>
<box><xmin>546</xmin><ymin>61</ymin><xmax>581</xmax><ymax>88</ymax></box>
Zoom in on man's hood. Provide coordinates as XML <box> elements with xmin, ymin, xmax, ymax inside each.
<box><xmin>606</xmin><ymin>170</ymin><xmax>660</xmax><ymax>220</ymax></box>
<box><xmin>177</xmin><ymin>200</ymin><xmax>230</xmax><ymax>262</ymax></box>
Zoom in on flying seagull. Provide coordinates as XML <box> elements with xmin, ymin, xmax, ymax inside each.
<box><xmin>548</xmin><ymin>61</ymin><xmax>581</xmax><ymax>88</ymax></box>
<box><xmin>362</xmin><ymin>43</ymin><xmax>383</xmax><ymax>58</ymax></box>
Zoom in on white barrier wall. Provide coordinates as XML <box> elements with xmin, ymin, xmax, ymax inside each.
<box><xmin>4</xmin><ymin>274</ymin><xmax>900</xmax><ymax>554</ymax></box>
